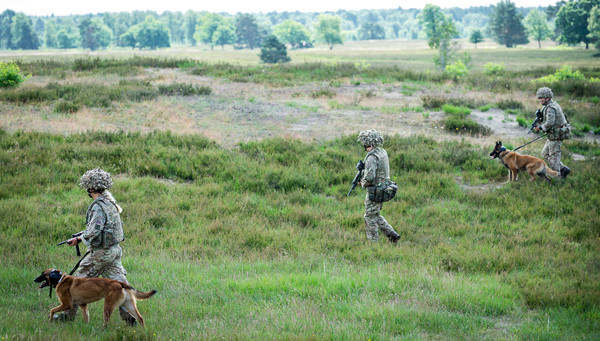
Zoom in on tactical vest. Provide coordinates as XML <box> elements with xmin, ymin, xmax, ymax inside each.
<box><xmin>364</xmin><ymin>147</ymin><xmax>391</xmax><ymax>186</ymax></box>
<box><xmin>543</xmin><ymin>101</ymin><xmax>570</xmax><ymax>141</ymax></box>
<box><xmin>86</xmin><ymin>196</ymin><xmax>124</xmax><ymax>248</ymax></box>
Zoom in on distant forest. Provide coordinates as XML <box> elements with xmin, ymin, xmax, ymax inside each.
<box><xmin>0</xmin><ymin>4</ymin><xmax>572</xmax><ymax>50</ymax></box>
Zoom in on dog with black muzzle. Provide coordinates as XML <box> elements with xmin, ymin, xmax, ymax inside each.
<box><xmin>34</xmin><ymin>269</ymin><xmax>156</xmax><ymax>327</ymax></box>
<box><xmin>490</xmin><ymin>141</ymin><xmax>558</xmax><ymax>183</ymax></box>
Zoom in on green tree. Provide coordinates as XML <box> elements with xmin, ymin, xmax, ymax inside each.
<box><xmin>161</xmin><ymin>11</ymin><xmax>184</xmax><ymax>45</ymax></box>
<box><xmin>259</xmin><ymin>35</ymin><xmax>290</xmax><ymax>63</ymax></box>
<box><xmin>120</xmin><ymin>27</ymin><xmax>138</xmax><ymax>49</ymax></box>
<box><xmin>358</xmin><ymin>22</ymin><xmax>386</xmax><ymax>40</ymax></box>
<box><xmin>273</xmin><ymin>19</ymin><xmax>311</xmax><ymax>48</ymax></box>
<box><xmin>11</xmin><ymin>13</ymin><xmax>40</xmax><ymax>50</ymax></box>
<box><xmin>135</xmin><ymin>15</ymin><xmax>170</xmax><ymax>49</ymax></box>
<box><xmin>555</xmin><ymin>0</ymin><xmax>600</xmax><ymax>49</ymax></box>
<box><xmin>195</xmin><ymin>13</ymin><xmax>224</xmax><ymax>50</ymax></box>
<box><xmin>213</xmin><ymin>23</ymin><xmax>235</xmax><ymax>49</ymax></box>
<box><xmin>314</xmin><ymin>15</ymin><xmax>343</xmax><ymax>50</ymax></box>
<box><xmin>0</xmin><ymin>10</ymin><xmax>16</xmax><ymax>49</ymax></box>
<box><xmin>44</xmin><ymin>20</ymin><xmax>57</xmax><ymax>48</ymax></box>
<box><xmin>235</xmin><ymin>13</ymin><xmax>260</xmax><ymax>49</ymax></box>
<box><xmin>469</xmin><ymin>29</ymin><xmax>484</xmax><ymax>48</ymax></box>
<box><xmin>56</xmin><ymin>27</ymin><xmax>79</xmax><ymax>49</ymax></box>
<box><xmin>588</xmin><ymin>6</ymin><xmax>600</xmax><ymax>52</ymax></box>
<box><xmin>78</xmin><ymin>18</ymin><xmax>112</xmax><ymax>50</ymax></box>
<box><xmin>184</xmin><ymin>10</ymin><xmax>197</xmax><ymax>46</ymax></box>
<box><xmin>524</xmin><ymin>8</ymin><xmax>552</xmax><ymax>48</ymax></box>
<box><xmin>418</xmin><ymin>4</ymin><xmax>458</xmax><ymax>70</ymax></box>
<box><xmin>489</xmin><ymin>0</ymin><xmax>529</xmax><ymax>47</ymax></box>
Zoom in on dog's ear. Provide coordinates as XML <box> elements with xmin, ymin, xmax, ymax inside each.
<box><xmin>49</xmin><ymin>270</ymin><xmax>62</xmax><ymax>283</ymax></box>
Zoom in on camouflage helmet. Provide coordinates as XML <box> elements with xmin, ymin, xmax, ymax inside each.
<box><xmin>79</xmin><ymin>168</ymin><xmax>113</xmax><ymax>191</ymax></box>
<box><xmin>357</xmin><ymin>129</ymin><xmax>384</xmax><ymax>147</ymax></box>
<box><xmin>536</xmin><ymin>87</ymin><xmax>553</xmax><ymax>99</ymax></box>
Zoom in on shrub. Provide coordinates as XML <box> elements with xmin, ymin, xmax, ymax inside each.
<box><xmin>310</xmin><ymin>89</ymin><xmax>336</xmax><ymax>98</ymax></box>
<box><xmin>445</xmin><ymin>61</ymin><xmax>469</xmax><ymax>81</ymax></box>
<box><xmin>516</xmin><ymin>115</ymin><xmax>528</xmax><ymax>127</ymax></box>
<box><xmin>495</xmin><ymin>99</ymin><xmax>524</xmax><ymax>110</ymax></box>
<box><xmin>158</xmin><ymin>83</ymin><xmax>212</xmax><ymax>96</ymax></box>
<box><xmin>483</xmin><ymin>62</ymin><xmax>505</xmax><ymax>76</ymax></box>
<box><xmin>444</xmin><ymin>115</ymin><xmax>491</xmax><ymax>135</ymax></box>
<box><xmin>0</xmin><ymin>62</ymin><xmax>30</xmax><ymax>88</ymax></box>
<box><xmin>259</xmin><ymin>36</ymin><xmax>290</xmax><ymax>64</ymax></box>
<box><xmin>442</xmin><ymin>104</ymin><xmax>471</xmax><ymax>116</ymax></box>
<box><xmin>535</xmin><ymin>64</ymin><xmax>585</xmax><ymax>83</ymax></box>
<box><xmin>53</xmin><ymin>99</ymin><xmax>80</xmax><ymax>113</ymax></box>
<box><xmin>594</xmin><ymin>127</ymin><xmax>600</xmax><ymax>135</ymax></box>
<box><xmin>478</xmin><ymin>105</ymin><xmax>491</xmax><ymax>112</ymax></box>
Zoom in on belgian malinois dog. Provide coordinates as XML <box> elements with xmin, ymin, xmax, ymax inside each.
<box><xmin>34</xmin><ymin>269</ymin><xmax>156</xmax><ymax>327</ymax></box>
<box><xmin>490</xmin><ymin>141</ymin><xmax>558</xmax><ymax>183</ymax></box>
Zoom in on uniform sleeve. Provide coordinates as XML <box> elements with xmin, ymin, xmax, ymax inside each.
<box><xmin>81</xmin><ymin>204</ymin><xmax>105</xmax><ymax>248</ymax></box>
<box><xmin>541</xmin><ymin>107</ymin><xmax>556</xmax><ymax>132</ymax></box>
<box><xmin>361</xmin><ymin>155</ymin><xmax>378</xmax><ymax>186</ymax></box>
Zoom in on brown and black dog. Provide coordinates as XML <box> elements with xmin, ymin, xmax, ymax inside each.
<box><xmin>34</xmin><ymin>269</ymin><xmax>156</xmax><ymax>327</ymax></box>
<box><xmin>490</xmin><ymin>141</ymin><xmax>558</xmax><ymax>183</ymax></box>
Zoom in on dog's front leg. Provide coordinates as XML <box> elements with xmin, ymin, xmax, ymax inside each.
<box><xmin>49</xmin><ymin>302</ymin><xmax>73</xmax><ymax>322</ymax></box>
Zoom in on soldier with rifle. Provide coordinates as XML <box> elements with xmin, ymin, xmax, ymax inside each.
<box><xmin>533</xmin><ymin>87</ymin><xmax>572</xmax><ymax>178</ymax></box>
<box><xmin>54</xmin><ymin>168</ymin><xmax>137</xmax><ymax>326</ymax></box>
<box><xmin>352</xmin><ymin>130</ymin><xmax>400</xmax><ymax>243</ymax></box>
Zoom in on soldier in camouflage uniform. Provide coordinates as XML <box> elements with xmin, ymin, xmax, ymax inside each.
<box><xmin>358</xmin><ymin>130</ymin><xmax>401</xmax><ymax>243</ymax></box>
<box><xmin>56</xmin><ymin>168</ymin><xmax>137</xmax><ymax>325</ymax></box>
<box><xmin>533</xmin><ymin>87</ymin><xmax>571</xmax><ymax>178</ymax></box>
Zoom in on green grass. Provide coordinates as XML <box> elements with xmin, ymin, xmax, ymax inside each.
<box><xmin>1</xmin><ymin>130</ymin><xmax>599</xmax><ymax>339</ymax></box>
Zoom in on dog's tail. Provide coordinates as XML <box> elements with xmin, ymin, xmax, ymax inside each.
<box><xmin>545</xmin><ymin>165</ymin><xmax>559</xmax><ymax>177</ymax></box>
<box><xmin>133</xmin><ymin>289</ymin><xmax>157</xmax><ymax>300</ymax></box>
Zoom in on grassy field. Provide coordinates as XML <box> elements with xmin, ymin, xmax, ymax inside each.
<box><xmin>1</xmin><ymin>41</ymin><xmax>600</xmax><ymax>339</ymax></box>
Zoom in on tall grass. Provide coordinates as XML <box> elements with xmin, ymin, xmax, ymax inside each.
<box><xmin>0</xmin><ymin>130</ymin><xmax>599</xmax><ymax>339</ymax></box>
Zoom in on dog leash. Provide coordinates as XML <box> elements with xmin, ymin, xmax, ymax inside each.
<box><xmin>504</xmin><ymin>134</ymin><xmax>547</xmax><ymax>156</ymax></box>
<box><xmin>69</xmin><ymin>251</ymin><xmax>90</xmax><ymax>276</ymax></box>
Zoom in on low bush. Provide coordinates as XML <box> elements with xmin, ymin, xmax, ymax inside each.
<box><xmin>0</xmin><ymin>62</ymin><xmax>30</xmax><ymax>88</ymax></box>
<box><xmin>310</xmin><ymin>89</ymin><xmax>336</xmax><ymax>98</ymax></box>
<box><xmin>483</xmin><ymin>62</ymin><xmax>505</xmax><ymax>76</ymax></box>
<box><xmin>53</xmin><ymin>99</ymin><xmax>80</xmax><ymax>113</ymax></box>
<box><xmin>444</xmin><ymin>115</ymin><xmax>491</xmax><ymax>136</ymax></box>
<box><xmin>495</xmin><ymin>99</ymin><xmax>524</xmax><ymax>110</ymax></box>
<box><xmin>158</xmin><ymin>83</ymin><xmax>212</xmax><ymax>96</ymax></box>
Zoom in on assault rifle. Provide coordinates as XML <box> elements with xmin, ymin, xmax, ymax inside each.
<box><xmin>528</xmin><ymin>109</ymin><xmax>544</xmax><ymax>134</ymax></box>
<box><xmin>347</xmin><ymin>160</ymin><xmax>365</xmax><ymax>196</ymax></box>
<box><xmin>58</xmin><ymin>232</ymin><xmax>83</xmax><ymax>256</ymax></box>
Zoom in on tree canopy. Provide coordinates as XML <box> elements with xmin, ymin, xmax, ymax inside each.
<box><xmin>489</xmin><ymin>0</ymin><xmax>529</xmax><ymax>48</ymax></box>
<box><xmin>314</xmin><ymin>15</ymin><xmax>343</xmax><ymax>50</ymax></box>
<box><xmin>418</xmin><ymin>4</ymin><xmax>458</xmax><ymax>70</ymax></box>
<box><xmin>273</xmin><ymin>19</ymin><xmax>312</xmax><ymax>48</ymax></box>
<box><xmin>555</xmin><ymin>0</ymin><xmax>600</xmax><ymax>49</ymax></box>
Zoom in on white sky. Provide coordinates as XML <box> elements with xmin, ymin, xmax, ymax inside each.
<box><xmin>3</xmin><ymin>1</ymin><xmax>557</xmax><ymax>17</ymax></box>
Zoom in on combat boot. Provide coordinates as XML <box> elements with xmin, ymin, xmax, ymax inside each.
<box><xmin>388</xmin><ymin>232</ymin><xmax>400</xmax><ymax>244</ymax></box>
<box><xmin>560</xmin><ymin>166</ymin><xmax>571</xmax><ymax>179</ymax></box>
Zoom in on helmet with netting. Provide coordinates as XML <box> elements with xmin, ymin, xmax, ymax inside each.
<box><xmin>357</xmin><ymin>129</ymin><xmax>384</xmax><ymax>147</ymax></box>
<box><xmin>536</xmin><ymin>87</ymin><xmax>553</xmax><ymax>99</ymax></box>
<box><xmin>79</xmin><ymin>168</ymin><xmax>113</xmax><ymax>191</ymax></box>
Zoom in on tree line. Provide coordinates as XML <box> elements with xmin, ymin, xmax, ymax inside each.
<box><xmin>0</xmin><ymin>0</ymin><xmax>599</xmax><ymax>52</ymax></box>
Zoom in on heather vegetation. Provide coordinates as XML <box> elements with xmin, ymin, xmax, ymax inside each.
<box><xmin>1</xmin><ymin>41</ymin><xmax>600</xmax><ymax>339</ymax></box>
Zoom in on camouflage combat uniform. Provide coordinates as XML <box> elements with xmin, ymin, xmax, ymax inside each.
<box><xmin>60</xmin><ymin>195</ymin><xmax>134</xmax><ymax>323</ymax></box>
<box><xmin>361</xmin><ymin>146</ymin><xmax>399</xmax><ymax>242</ymax></box>
<box><xmin>540</xmin><ymin>99</ymin><xmax>569</xmax><ymax>173</ymax></box>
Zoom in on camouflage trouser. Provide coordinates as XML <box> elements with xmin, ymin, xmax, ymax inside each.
<box><xmin>542</xmin><ymin>139</ymin><xmax>565</xmax><ymax>172</ymax></box>
<box><xmin>364</xmin><ymin>195</ymin><xmax>397</xmax><ymax>241</ymax></box>
<box><xmin>60</xmin><ymin>245</ymin><xmax>135</xmax><ymax>323</ymax></box>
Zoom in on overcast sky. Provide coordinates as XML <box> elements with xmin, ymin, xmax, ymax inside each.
<box><xmin>2</xmin><ymin>0</ymin><xmax>557</xmax><ymax>17</ymax></box>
